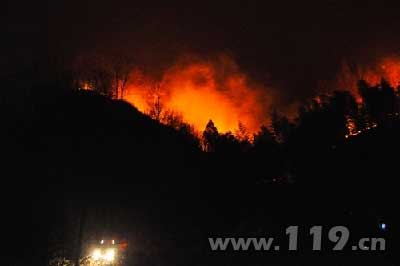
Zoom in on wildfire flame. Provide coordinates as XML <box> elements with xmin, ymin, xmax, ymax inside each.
<box><xmin>334</xmin><ymin>56</ymin><xmax>400</xmax><ymax>138</ymax></box>
<box><xmin>336</xmin><ymin>56</ymin><xmax>400</xmax><ymax>102</ymax></box>
<box><xmin>124</xmin><ymin>56</ymin><xmax>271</xmax><ymax>134</ymax></box>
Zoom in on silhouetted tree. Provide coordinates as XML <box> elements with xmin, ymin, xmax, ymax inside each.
<box><xmin>271</xmin><ymin>109</ymin><xmax>293</xmax><ymax>142</ymax></box>
<box><xmin>217</xmin><ymin>131</ymin><xmax>242</xmax><ymax>154</ymax></box>
<box><xmin>110</xmin><ymin>55</ymin><xmax>134</xmax><ymax>100</ymax></box>
<box><xmin>148</xmin><ymin>83</ymin><xmax>163</xmax><ymax>121</ymax></box>
<box><xmin>235</xmin><ymin>121</ymin><xmax>252</xmax><ymax>151</ymax></box>
<box><xmin>253</xmin><ymin>126</ymin><xmax>276</xmax><ymax>147</ymax></box>
<box><xmin>71</xmin><ymin>53</ymin><xmax>134</xmax><ymax>99</ymax></box>
<box><xmin>359</xmin><ymin>79</ymin><xmax>399</xmax><ymax>124</ymax></box>
<box><xmin>161</xmin><ymin>110</ymin><xmax>200</xmax><ymax>148</ymax></box>
<box><xmin>202</xmin><ymin>120</ymin><xmax>219</xmax><ymax>152</ymax></box>
<box><xmin>235</xmin><ymin>121</ymin><xmax>249</xmax><ymax>141</ymax></box>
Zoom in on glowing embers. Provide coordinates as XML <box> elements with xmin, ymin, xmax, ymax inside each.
<box><xmin>345</xmin><ymin>116</ymin><xmax>377</xmax><ymax>139</ymax></box>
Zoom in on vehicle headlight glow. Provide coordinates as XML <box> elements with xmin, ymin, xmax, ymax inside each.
<box><xmin>92</xmin><ymin>248</ymin><xmax>116</xmax><ymax>262</ymax></box>
<box><xmin>104</xmin><ymin>248</ymin><xmax>115</xmax><ymax>262</ymax></box>
<box><xmin>92</xmin><ymin>249</ymin><xmax>102</xmax><ymax>260</ymax></box>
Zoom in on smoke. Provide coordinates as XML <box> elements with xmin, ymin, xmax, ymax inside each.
<box><xmin>124</xmin><ymin>55</ymin><xmax>275</xmax><ymax>134</ymax></box>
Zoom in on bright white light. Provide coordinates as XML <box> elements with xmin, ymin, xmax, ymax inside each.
<box><xmin>92</xmin><ymin>249</ymin><xmax>102</xmax><ymax>260</ymax></box>
<box><xmin>112</xmin><ymin>239</ymin><xmax>115</xmax><ymax>245</ymax></box>
<box><xmin>104</xmin><ymin>248</ymin><xmax>115</xmax><ymax>262</ymax></box>
<box><xmin>101</xmin><ymin>240</ymin><xmax>104</xmax><ymax>244</ymax></box>
<box><xmin>380</xmin><ymin>223</ymin><xmax>387</xmax><ymax>230</ymax></box>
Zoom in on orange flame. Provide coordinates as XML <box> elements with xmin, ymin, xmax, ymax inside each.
<box><xmin>125</xmin><ymin>56</ymin><xmax>271</xmax><ymax>134</ymax></box>
<box><xmin>336</xmin><ymin>57</ymin><xmax>400</xmax><ymax>101</ymax></box>
<box><xmin>79</xmin><ymin>81</ymin><xmax>93</xmax><ymax>91</ymax></box>
<box><xmin>335</xmin><ymin>56</ymin><xmax>400</xmax><ymax>137</ymax></box>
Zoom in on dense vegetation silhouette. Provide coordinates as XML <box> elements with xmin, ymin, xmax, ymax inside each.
<box><xmin>2</xmin><ymin>67</ymin><xmax>399</xmax><ymax>266</ymax></box>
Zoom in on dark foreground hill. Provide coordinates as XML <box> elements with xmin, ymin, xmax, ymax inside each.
<box><xmin>2</xmin><ymin>88</ymin><xmax>204</xmax><ymax>265</ymax></box>
<box><xmin>1</xmin><ymin>84</ymin><xmax>399</xmax><ymax>266</ymax></box>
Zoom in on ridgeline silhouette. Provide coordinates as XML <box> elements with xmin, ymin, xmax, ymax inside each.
<box><xmin>2</xmin><ymin>68</ymin><xmax>399</xmax><ymax>266</ymax></box>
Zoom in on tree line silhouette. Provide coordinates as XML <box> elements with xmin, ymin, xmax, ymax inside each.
<box><xmin>2</xmin><ymin>62</ymin><xmax>399</xmax><ymax>266</ymax></box>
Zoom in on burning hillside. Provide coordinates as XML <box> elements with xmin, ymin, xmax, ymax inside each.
<box><xmin>123</xmin><ymin>56</ymin><xmax>272</xmax><ymax>134</ymax></box>
<box><xmin>335</xmin><ymin>56</ymin><xmax>400</xmax><ymax>100</ymax></box>
<box><xmin>75</xmin><ymin>52</ymin><xmax>400</xmax><ymax>139</ymax></box>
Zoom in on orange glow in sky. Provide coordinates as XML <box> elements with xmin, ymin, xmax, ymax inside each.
<box><xmin>124</xmin><ymin>56</ymin><xmax>271</xmax><ymax>134</ymax></box>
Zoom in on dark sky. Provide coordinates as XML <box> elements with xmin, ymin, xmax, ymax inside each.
<box><xmin>3</xmin><ymin>0</ymin><xmax>400</xmax><ymax>101</ymax></box>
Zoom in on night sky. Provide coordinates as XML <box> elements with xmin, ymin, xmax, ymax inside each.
<box><xmin>2</xmin><ymin>3</ymin><xmax>400</xmax><ymax>265</ymax></box>
<box><xmin>3</xmin><ymin>0</ymin><xmax>400</xmax><ymax>102</ymax></box>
